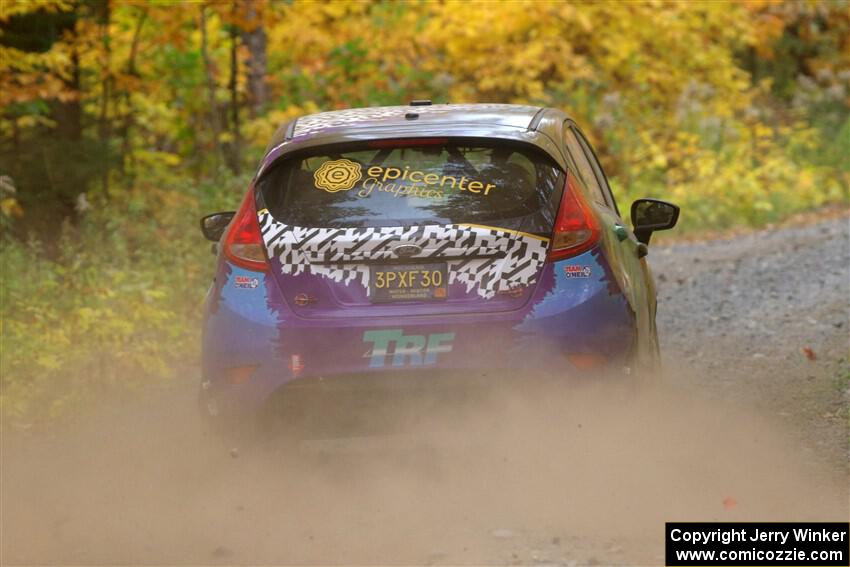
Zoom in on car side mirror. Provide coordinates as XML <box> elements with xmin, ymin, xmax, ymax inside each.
<box><xmin>631</xmin><ymin>199</ymin><xmax>679</xmax><ymax>245</ymax></box>
<box><xmin>200</xmin><ymin>212</ymin><xmax>235</xmax><ymax>242</ymax></box>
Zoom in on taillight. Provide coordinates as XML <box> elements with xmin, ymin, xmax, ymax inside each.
<box><xmin>223</xmin><ymin>188</ymin><xmax>269</xmax><ymax>271</ymax></box>
<box><xmin>547</xmin><ymin>173</ymin><xmax>600</xmax><ymax>261</ymax></box>
<box><xmin>367</xmin><ymin>138</ymin><xmax>448</xmax><ymax>148</ymax></box>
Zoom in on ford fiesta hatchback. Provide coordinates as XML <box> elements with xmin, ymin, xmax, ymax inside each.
<box><xmin>199</xmin><ymin>102</ymin><xmax>679</xmax><ymax>420</ymax></box>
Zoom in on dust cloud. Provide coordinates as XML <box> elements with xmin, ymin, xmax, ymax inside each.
<box><xmin>2</xmin><ymin>363</ymin><xmax>847</xmax><ymax>565</ymax></box>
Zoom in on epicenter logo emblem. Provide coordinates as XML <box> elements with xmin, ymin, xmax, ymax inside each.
<box><xmin>314</xmin><ymin>159</ymin><xmax>362</xmax><ymax>193</ymax></box>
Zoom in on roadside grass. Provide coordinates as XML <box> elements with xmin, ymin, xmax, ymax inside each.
<box><xmin>0</xmin><ymin>171</ymin><xmax>250</xmax><ymax>427</ymax></box>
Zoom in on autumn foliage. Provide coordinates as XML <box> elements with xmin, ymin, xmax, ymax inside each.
<box><xmin>1</xmin><ymin>0</ymin><xmax>848</xmax><ymax>422</ymax></box>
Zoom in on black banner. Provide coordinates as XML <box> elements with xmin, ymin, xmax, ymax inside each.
<box><xmin>666</xmin><ymin>523</ymin><xmax>849</xmax><ymax>566</ymax></box>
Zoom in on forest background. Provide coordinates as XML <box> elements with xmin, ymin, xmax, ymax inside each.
<box><xmin>1</xmin><ymin>0</ymin><xmax>848</xmax><ymax>423</ymax></box>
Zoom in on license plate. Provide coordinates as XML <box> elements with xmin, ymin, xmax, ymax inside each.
<box><xmin>370</xmin><ymin>263</ymin><xmax>448</xmax><ymax>303</ymax></box>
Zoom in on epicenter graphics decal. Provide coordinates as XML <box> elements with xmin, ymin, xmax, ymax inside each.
<box><xmin>313</xmin><ymin>159</ymin><xmax>362</xmax><ymax>193</ymax></box>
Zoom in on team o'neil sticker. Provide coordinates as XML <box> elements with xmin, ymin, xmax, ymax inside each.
<box><xmin>564</xmin><ymin>265</ymin><xmax>592</xmax><ymax>278</ymax></box>
<box><xmin>234</xmin><ymin>275</ymin><xmax>260</xmax><ymax>289</ymax></box>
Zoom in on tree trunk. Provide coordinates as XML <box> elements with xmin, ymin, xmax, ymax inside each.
<box><xmin>227</xmin><ymin>4</ymin><xmax>241</xmax><ymax>174</ymax></box>
<box><xmin>49</xmin><ymin>4</ymin><xmax>82</xmax><ymax>224</ymax></box>
<box><xmin>119</xmin><ymin>8</ymin><xmax>147</xmax><ymax>177</ymax></box>
<box><xmin>98</xmin><ymin>0</ymin><xmax>112</xmax><ymax>201</ymax></box>
<box><xmin>54</xmin><ymin>7</ymin><xmax>82</xmax><ymax>144</ymax></box>
<box><xmin>55</xmin><ymin>44</ymin><xmax>83</xmax><ymax>142</ymax></box>
<box><xmin>200</xmin><ymin>4</ymin><xmax>223</xmax><ymax>172</ymax></box>
<box><xmin>241</xmin><ymin>0</ymin><xmax>267</xmax><ymax>118</ymax></box>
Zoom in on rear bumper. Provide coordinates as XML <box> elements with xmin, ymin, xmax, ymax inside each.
<box><xmin>201</xmin><ymin>248</ymin><xmax>635</xmax><ymax>417</ymax></box>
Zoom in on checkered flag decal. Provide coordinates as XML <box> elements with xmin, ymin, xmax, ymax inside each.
<box><xmin>257</xmin><ymin>210</ymin><xmax>549</xmax><ymax>299</ymax></box>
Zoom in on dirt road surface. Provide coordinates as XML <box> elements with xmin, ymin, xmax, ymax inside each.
<box><xmin>653</xmin><ymin>215</ymin><xmax>849</xmax><ymax>463</ymax></box>
<box><xmin>3</xmin><ymin>217</ymin><xmax>848</xmax><ymax>566</ymax></box>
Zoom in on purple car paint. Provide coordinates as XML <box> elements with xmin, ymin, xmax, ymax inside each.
<box><xmin>199</xmin><ymin>103</ymin><xmax>679</xmax><ymax>419</ymax></box>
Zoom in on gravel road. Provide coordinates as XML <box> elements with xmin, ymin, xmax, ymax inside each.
<box><xmin>3</xmin><ymin>216</ymin><xmax>848</xmax><ymax>566</ymax></box>
<box><xmin>653</xmin><ymin>215</ymin><xmax>849</xmax><ymax>464</ymax></box>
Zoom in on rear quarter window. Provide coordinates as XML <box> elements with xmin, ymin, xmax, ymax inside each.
<box><xmin>563</xmin><ymin>128</ymin><xmax>609</xmax><ymax>208</ymax></box>
<box><xmin>259</xmin><ymin>140</ymin><xmax>564</xmax><ymax>236</ymax></box>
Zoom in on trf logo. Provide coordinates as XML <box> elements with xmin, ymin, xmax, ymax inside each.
<box><xmin>362</xmin><ymin>329</ymin><xmax>455</xmax><ymax>368</ymax></box>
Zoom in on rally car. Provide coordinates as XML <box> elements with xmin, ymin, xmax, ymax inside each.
<box><xmin>199</xmin><ymin>102</ymin><xmax>679</xmax><ymax>421</ymax></box>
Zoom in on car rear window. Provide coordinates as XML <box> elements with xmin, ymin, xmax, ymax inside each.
<box><xmin>258</xmin><ymin>140</ymin><xmax>565</xmax><ymax>234</ymax></box>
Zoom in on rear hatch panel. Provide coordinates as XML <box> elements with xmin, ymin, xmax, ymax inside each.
<box><xmin>255</xmin><ymin>139</ymin><xmax>563</xmax><ymax>318</ymax></box>
<box><xmin>258</xmin><ymin>211</ymin><xmax>549</xmax><ymax>317</ymax></box>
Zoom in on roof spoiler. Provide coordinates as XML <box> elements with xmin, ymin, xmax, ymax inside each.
<box><xmin>527</xmin><ymin>107</ymin><xmax>547</xmax><ymax>132</ymax></box>
<box><xmin>284</xmin><ymin>119</ymin><xmax>298</xmax><ymax>141</ymax></box>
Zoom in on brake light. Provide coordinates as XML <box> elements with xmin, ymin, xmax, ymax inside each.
<box><xmin>223</xmin><ymin>188</ymin><xmax>269</xmax><ymax>271</ymax></box>
<box><xmin>367</xmin><ymin>138</ymin><xmax>448</xmax><ymax>148</ymax></box>
<box><xmin>548</xmin><ymin>173</ymin><xmax>600</xmax><ymax>261</ymax></box>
